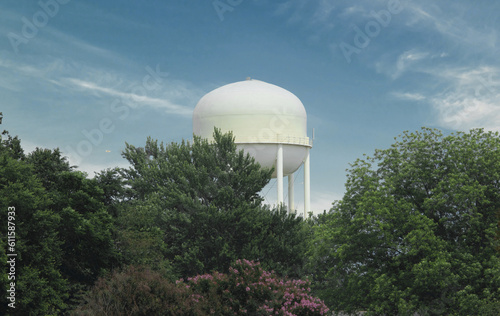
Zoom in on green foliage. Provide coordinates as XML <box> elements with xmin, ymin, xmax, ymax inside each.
<box><xmin>0</xmin><ymin>132</ymin><xmax>68</xmax><ymax>314</ymax></box>
<box><xmin>0</xmin><ymin>130</ymin><xmax>24</xmax><ymax>160</ymax></box>
<box><xmin>0</xmin><ymin>131</ymin><xmax>118</xmax><ymax>314</ymax></box>
<box><xmin>0</xmin><ymin>127</ymin><xmax>307</xmax><ymax>314</ymax></box>
<box><xmin>26</xmin><ymin>148</ymin><xmax>119</xmax><ymax>284</ymax></box>
<box><xmin>118</xmin><ymin>129</ymin><xmax>308</xmax><ymax>278</ymax></box>
<box><xmin>94</xmin><ymin>167</ymin><xmax>128</xmax><ymax>217</ymax></box>
<box><xmin>308</xmin><ymin>128</ymin><xmax>500</xmax><ymax>315</ymax></box>
<box><xmin>122</xmin><ymin>129</ymin><xmax>270</xmax><ymax>208</ymax></box>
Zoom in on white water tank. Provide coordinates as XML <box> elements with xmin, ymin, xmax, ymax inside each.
<box><xmin>193</xmin><ymin>78</ymin><xmax>312</xmax><ymax>214</ymax></box>
<box><xmin>193</xmin><ymin>79</ymin><xmax>311</xmax><ymax>176</ymax></box>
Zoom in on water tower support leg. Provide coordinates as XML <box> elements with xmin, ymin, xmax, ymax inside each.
<box><xmin>288</xmin><ymin>173</ymin><xmax>295</xmax><ymax>214</ymax></box>
<box><xmin>277</xmin><ymin>144</ymin><xmax>284</xmax><ymax>207</ymax></box>
<box><xmin>304</xmin><ymin>148</ymin><xmax>310</xmax><ymax>218</ymax></box>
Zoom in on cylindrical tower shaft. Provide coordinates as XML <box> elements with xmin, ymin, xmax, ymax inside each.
<box><xmin>304</xmin><ymin>148</ymin><xmax>310</xmax><ymax>217</ymax></box>
<box><xmin>277</xmin><ymin>144</ymin><xmax>284</xmax><ymax>206</ymax></box>
<box><xmin>288</xmin><ymin>173</ymin><xmax>295</xmax><ymax>213</ymax></box>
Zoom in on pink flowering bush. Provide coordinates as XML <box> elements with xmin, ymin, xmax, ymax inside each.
<box><xmin>74</xmin><ymin>261</ymin><xmax>329</xmax><ymax>315</ymax></box>
<box><xmin>178</xmin><ymin>259</ymin><xmax>330</xmax><ymax>315</ymax></box>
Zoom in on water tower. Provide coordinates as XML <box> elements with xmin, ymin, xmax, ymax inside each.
<box><xmin>192</xmin><ymin>79</ymin><xmax>312</xmax><ymax>216</ymax></box>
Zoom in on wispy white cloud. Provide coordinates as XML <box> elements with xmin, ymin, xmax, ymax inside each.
<box><xmin>434</xmin><ymin>96</ymin><xmax>500</xmax><ymax>132</ymax></box>
<box><xmin>339</xmin><ymin>5</ymin><xmax>367</xmax><ymax>18</ymax></box>
<box><xmin>393</xmin><ymin>49</ymin><xmax>429</xmax><ymax>79</ymax></box>
<box><xmin>375</xmin><ymin>49</ymin><xmax>436</xmax><ymax>79</ymax></box>
<box><xmin>429</xmin><ymin>66</ymin><xmax>500</xmax><ymax>131</ymax></box>
<box><xmin>365</xmin><ymin>1</ymin><xmax>499</xmax><ymax>132</ymax></box>
<box><xmin>312</xmin><ymin>0</ymin><xmax>336</xmax><ymax>25</ymax></box>
<box><xmin>405</xmin><ymin>2</ymin><xmax>498</xmax><ymax>50</ymax></box>
<box><xmin>41</xmin><ymin>27</ymin><xmax>132</xmax><ymax>66</ymax></box>
<box><xmin>384</xmin><ymin>62</ymin><xmax>500</xmax><ymax>131</ymax></box>
<box><xmin>0</xmin><ymin>56</ymin><xmax>66</xmax><ymax>80</ymax></box>
<box><xmin>0</xmin><ymin>47</ymin><xmax>199</xmax><ymax>117</ymax></box>
<box><xmin>66</xmin><ymin>78</ymin><xmax>193</xmax><ymax>116</ymax></box>
<box><xmin>274</xmin><ymin>0</ymin><xmax>308</xmax><ymax>25</ymax></box>
<box><xmin>391</xmin><ymin>92</ymin><xmax>426</xmax><ymax>101</ymax></box>
<box><xmin>274</xmin><ymin>0</ymin><xmax>339</xmax><ymax>30</ymax></box>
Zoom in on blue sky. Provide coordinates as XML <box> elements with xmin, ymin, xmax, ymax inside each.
<box><xmin>1</xmin><ymin>0</ymin><xmax>499</xmax><ymax>214</ymax></box>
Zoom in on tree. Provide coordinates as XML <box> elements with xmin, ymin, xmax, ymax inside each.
<box><xmin>0</xmin><ymin>130</ymin><xmax>119</xmax><ymax>314</ymax></box>
<box><xmin>122</xmin><ymin>129</ymin><xmax>270</xmax><ymax>208</ymax></box>
<box><xmin>118</xmin><ymin>129</ymin><xmax>308</xmax><ymax>279</ymax></box>
<box><xmin>0</xmin><ymin>132</ymin><xmax>68</xmax><ymax>314</ymax></box>
<box><xmin>0</xmin><ymin>130</ymin><xmax>24</xmax><ymax>160</ymax></box>
<box><xmin>25</xmin><ymin>148</ymin><xmax>119</xmax><ymax>305</ymax></box>
<box><xmin>94</xmin><ymin>167</ymin><xmax>128</xmax><ymax>218</ymax></box>
<box><xmin>308</xmin><ymin>128</ymin><xmax>500</xmax><ymax>315</ymax></box>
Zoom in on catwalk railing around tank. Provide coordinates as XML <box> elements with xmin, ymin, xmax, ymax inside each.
<box><xmin>233</xmin><ymin>134</ymin><xmax>313</xmax><ymax>147</ymax></box>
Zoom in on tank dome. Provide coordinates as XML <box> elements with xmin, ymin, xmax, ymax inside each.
<box><xmin>193</xmin><ymin>79</ymin><xmax>311</xmax><ymax>176</ymax></box>
<box><xmin>193</xmin><ymin>79</ymin><xmax>308</xmax><ymax>141</ymax></box>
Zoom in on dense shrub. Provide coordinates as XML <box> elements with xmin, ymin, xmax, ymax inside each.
<box><xmin>73</xmin><ymin>266</ymin><xmax>199</xmax><ymax>315</ymax></box>
<box><xmin>74</xmin><ymin>260</ymin><xmax>329</xmax><ymax>315</ymax></box>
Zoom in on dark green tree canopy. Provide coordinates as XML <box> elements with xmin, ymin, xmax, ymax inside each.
<box><xmin>0</xmin><ymin>130</ymin><xmax>24</xmax><ymax>160</ymax></box>
<box><xmin>122</xmin><ymin>128</ymin><xmax>272</xmax><ymax>209</ymax></box>
<box><xmin>0</xmin><ymin>132</ymin><xmax>118</xmax><ymax>315</ymax></box>
<box><xmin>118</xmin><ymin>129</ymin><xmax>307</xmax><ymax>278</ymax></box>
<box><xmin>308</xmin><ymin>128</ymin><xmax>500</xmax><ymax>315</ymax></box>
